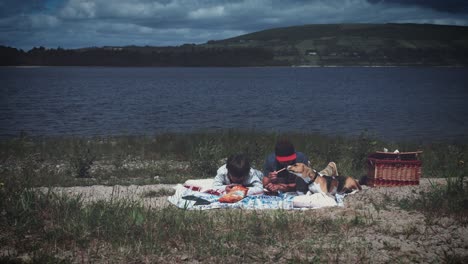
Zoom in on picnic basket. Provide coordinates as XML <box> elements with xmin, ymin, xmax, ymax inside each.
<box><xmin>367</xmin><ymin>151</ymin><xmax>422</xmax><ymax>187</ymax></box>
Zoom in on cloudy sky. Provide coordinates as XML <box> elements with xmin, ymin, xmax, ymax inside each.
<box><xmin>1</xmin><ymin>0</ymin><xmax>468</xmax><ymax>50</ymax></box>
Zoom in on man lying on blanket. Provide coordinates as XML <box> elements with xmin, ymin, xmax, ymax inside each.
<box><xmin>213</xmin><ymin>154</ymin><xmax>264</xmax><ymax>195</ymax></box>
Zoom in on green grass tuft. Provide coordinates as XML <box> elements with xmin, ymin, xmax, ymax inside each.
<box><xmin>398</xmin><ymin>175</ymin><xmax>468</xmax><ymax>224</ymax></box>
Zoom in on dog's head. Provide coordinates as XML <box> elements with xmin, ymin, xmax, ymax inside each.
<box><xmin>287</xmin><ymin>163</ymin><xmax>312</xmax><ymax>178</ymax></box>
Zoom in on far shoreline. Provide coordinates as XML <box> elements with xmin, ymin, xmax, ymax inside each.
<box><xmin>2</xmin><ymin>64</ymin><xmax>468</xmax><ymax>68</ymax></box>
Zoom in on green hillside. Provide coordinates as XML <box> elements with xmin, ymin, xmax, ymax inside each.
<box><xmin>2</xmin><ymin>23</ymin><xmax>468</xmax><ymax>66</ymax></box>
<box><xmin>201</xmin><ymin>23</ymin><xmax>468</xmax><ymax>66</ymax></box>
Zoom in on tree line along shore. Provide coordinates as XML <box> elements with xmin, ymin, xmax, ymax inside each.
<box><xmin>2</xmin><ymin>23</ymin><xmax>468</xmax><ymax>67</ymax></box>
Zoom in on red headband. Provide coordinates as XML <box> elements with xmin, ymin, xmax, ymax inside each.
<box><xmin>276</xmin><ymin>153</ymin><xmax>297</xmax><ymax>162</ymax></box>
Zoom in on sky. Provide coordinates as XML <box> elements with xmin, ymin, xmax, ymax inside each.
<box><xmin>1</xmin><ymin>0</ymin><xmax>468</xmax><ymax>50</ymax></box>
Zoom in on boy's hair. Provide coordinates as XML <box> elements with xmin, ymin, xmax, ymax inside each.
<box><xmin>226</xmin><ymin>154</ymin><xmax>251</xmax><ymax>178</ymax></box>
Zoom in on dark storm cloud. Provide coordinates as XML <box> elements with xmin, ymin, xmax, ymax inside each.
<box><xmin>1</xmin><ymin>0</ymin><xmax>468</xmax><ymax>50</ymax></box>
<box><xmin>0</xmin><ymin>0</ymin><xmax>48</xmax><ymax>17</ymax></box>
<box><xmin>367</xmin><ymin>0</ymin><xmax>468</xmax><ymax>14</ymax></box>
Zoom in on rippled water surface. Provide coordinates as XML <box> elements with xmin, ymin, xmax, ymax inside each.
<box><xmin>1</xmin><ymin>66</ymin><xmax>467</xmax><ymax>141</ymax></box>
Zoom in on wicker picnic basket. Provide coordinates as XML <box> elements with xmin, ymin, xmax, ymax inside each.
<box><xmin>367</xmin><ymin>151</ymin><xmax>422</xmax><ymax>187</ymax></box>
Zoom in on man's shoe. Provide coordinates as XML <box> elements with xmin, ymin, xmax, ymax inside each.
<box><xmin>319</xmin><ymin>162</ymin><xmax>339</xmax><ymax>177</ymax></box>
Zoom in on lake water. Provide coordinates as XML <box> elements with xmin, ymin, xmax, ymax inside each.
<box><xmin>1</xmin><ymin>66</ymin><xmax>467</xmax><ymax>142</ymax></box>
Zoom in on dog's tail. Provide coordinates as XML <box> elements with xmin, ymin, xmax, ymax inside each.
<box><xmin>344</xmin><ymin>177</ymin><xmax>362</xmax><ymax>192</ymax></box>
<box><xmin>355</xmin><ymin>179</ymin><xmax>362</xmax><ymax>190</ymax></box>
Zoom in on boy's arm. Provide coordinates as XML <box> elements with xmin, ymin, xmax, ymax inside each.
<box><xmin>246</xmin><ymin>171</ymin><xmax>264</xmax><ymax>195</ymax></box>
<box><xmin>247</xmin><ymin>184</ymin><xmax>263</xmax><ymax>195</ymax></box>
<box><xmin>212</xmin><ymin>166</ymin><xmax>229</xmax><ymax>192</ymax></box>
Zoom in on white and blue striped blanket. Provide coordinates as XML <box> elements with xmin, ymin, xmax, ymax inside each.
<box><xmin>168</xmin><ymin>183</ymin><xmax>348</xmax><ymax>210</ymax></box>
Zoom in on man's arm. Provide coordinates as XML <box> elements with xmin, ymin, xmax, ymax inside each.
<box><xmin>263</xmin><ymin>175</ymin><xmax>272</xmax><ymax>188</ymax></box>
<box><xmin>263</xmin><ymin>177</ymin><xmax>295</xmax><ymax>192</ymax></box>
<box><xmin>268</xmin><ymin>183</ymin><xmax>296</xmax><ymax>192</ymax></box>
<box><xmin>263</xmin><ymin>153</ymin><xmax>275</xmax><ymax>176</ymax></box>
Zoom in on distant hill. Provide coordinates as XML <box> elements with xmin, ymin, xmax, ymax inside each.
<box><xmin>2</xmin><ymin>23</ymin><xmax>468</xmax><ymax>66</ymax></box>
<box><xmin>201</xmin><ymin>23</ymin><xmax>468</xmax><ymax>66</ymax></box>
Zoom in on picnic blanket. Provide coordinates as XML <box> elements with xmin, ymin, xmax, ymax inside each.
<box><xmin>167</xmin><ymin>179</ymin><xmax>350</xmax><ymax>210</ymax></box>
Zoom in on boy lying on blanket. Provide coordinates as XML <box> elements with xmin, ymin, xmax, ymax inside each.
<box><xmin>173</xmin><ymin>152</ymin><xmax>343</xmax><ymax>208</ymax></box>
<box><xmin>213</xmin><ymin>154</ymin><xmax>264</xmax><ymax>196</ymax></box>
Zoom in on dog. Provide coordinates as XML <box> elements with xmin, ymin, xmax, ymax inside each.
<box><xmin>287</xmin><ymin>163</ymin><xmax>361</xmax><ymax>195</ymax></box>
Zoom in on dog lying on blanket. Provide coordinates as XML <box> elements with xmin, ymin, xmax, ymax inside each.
<box><xmin>287</xmin><ymin>163</ymin><xmax>361</xmax><ymax>195</ymax></box>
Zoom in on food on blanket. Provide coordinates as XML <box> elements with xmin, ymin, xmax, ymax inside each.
<box><xmin>219</xmin><ymin>185</ymin><xmax>248</xmax><ymax>203</ymax></box>
<box><xmin>287</xmin><ymin>163</ymin><xmax>361</xmax><ymax>195</ymax></box>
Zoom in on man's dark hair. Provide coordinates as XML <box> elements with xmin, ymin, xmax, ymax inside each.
<box><xmin>275</xmin><ymin>139</ymin><xmax>296</xmax><ymax>157</ymax></box>
<box><xmin>274</xmin><ymin>139</ymin><xmax>297</xmax><ymax>173</ymax></box>
<box><xmin>226</xmin><ymin>154</ymin><xmax>250</xmax><ymax>178</ymax></box>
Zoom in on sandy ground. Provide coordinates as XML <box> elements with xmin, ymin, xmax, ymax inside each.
<box><xmin>38</xmin><ymin>184</ymin><xmax>176</xmax><ymax>208</ymax></box>
<box><xmin>343</xmin><ymin>179</ymin><xmax>468</xmax><ymax>262</ymax></box>
<box><xmin>36</xmin><ymin>178</ymin><xmax>467</xmax><ymax>263</ymax></box>
<box><xmin>37</xmin><ymin>178</ymin><xmax>447</xmax><ymax>209</ymax></box>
